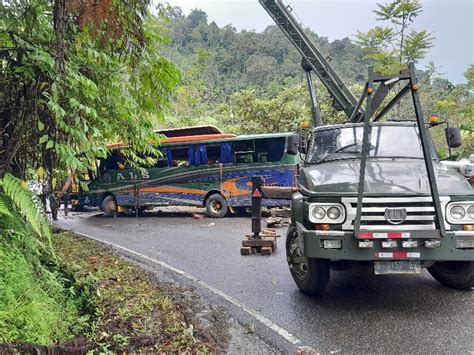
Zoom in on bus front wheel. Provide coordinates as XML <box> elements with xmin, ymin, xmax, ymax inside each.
<box><xmin>205</xmin><ymin>193</ymin><xmax>228</xmax><ymax>218</ymax></box>
<box><xmin>102</xmin><ymin>195</ymin><xmax>117</xmax><ymax>217</ymax></box>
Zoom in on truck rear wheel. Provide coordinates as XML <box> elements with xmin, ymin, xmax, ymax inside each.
<box><xmin>428</xmin><ymin>261</ymin><xmax>473</xmax><ymax>290</ymax></box>
<box><xmin>286</xmin><ymin>227</ymin><xmax>330</xmax><ymax>296</ymax></box>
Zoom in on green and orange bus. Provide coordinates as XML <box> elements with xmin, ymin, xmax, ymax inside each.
<box><xmin>75</xmin><ymin>126</ymin><xmax>300</xmax><ymax>217</ymax></box>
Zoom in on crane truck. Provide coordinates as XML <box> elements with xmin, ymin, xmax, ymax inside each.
<box><xmin>259</xmin><ymin>0</ymin><xmax>474</xmax><ymax>295</ymax></box>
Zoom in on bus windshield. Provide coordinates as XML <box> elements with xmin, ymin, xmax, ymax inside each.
<box><xmin>308</xmin><ymin>125</ymin><xmax>437</xmax><ymax>164</ymax></box>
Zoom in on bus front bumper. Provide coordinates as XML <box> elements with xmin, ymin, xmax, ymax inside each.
<box><xmin>295</xmin><ymin>222</ymin><xmax>474</xmax><ymax>261</ymax></box>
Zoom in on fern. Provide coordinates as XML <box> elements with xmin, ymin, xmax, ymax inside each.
<box><xmin>0</xmin><ymin>194</ymin><xmax>14</xmax><ymax>220</ymax></box>
<box><xmin>0</xmin><ymin>194</ymin><xmax>29</xmax><ymax>237</ymax></box>
<box><xmin>0</xmin><ymin>174</ymin><xmax>53</xmax><ymax>252</ymax></box>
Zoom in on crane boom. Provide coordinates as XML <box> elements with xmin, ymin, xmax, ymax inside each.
<box><xmin>259</xmin><ymin>0</ymin><xmax>363</xmax><ymax>122</ymax></box>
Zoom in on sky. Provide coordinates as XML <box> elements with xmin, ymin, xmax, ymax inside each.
<box><xmin>160</xmin><ymin>0</ymin><xmax>474</xmax><ymax>84</ymax></box>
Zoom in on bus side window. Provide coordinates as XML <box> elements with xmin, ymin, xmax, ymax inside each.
<box><xmin>235</xmin><ymin>140</ymin><xmax>255</xmax><ymax>164</ymax></box>
<box><xmin>155</xmin><ymin>158</ymin><xmax>168</xmax><ymax>168</ymax></box>
<box><xmin>167</xmin><ymin>146</ymin><xmax>188</xmax><ymax>167</ymax></box>
<box><xmin>220</xmin><ymin>142</ymin><xmax>233</xmax><ymax>164</ymax></box>
<box><xmin>206</xmin><ymin>144</ymin><xmax>221</xmax><ymax>165</ymax></box>
<box><xmin>188</xmin><ymin>144</ymin><xmax>208</xmax><ymax>166</ymax></box>
<box><xmin>153</xmin><ymin>149</ymin><xmax>168</xmax><ymax>168</ymax></box>
<box><xmin>104</xmin><ymin>154</ymin><xmax>117</xmax><ymax>170</ymax></box>
<box><xmin>255</xmin><ymin>138</ymin><xmax>285</xmax><ymax>162</ymax></box>
<box><xmin>104</xmin><ymin>150</ymin><xmax>129</xmax><ymax>170</ymax></box>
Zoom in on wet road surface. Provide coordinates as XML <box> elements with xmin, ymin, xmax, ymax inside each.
<box><xmin>57</xmin><ymin>209</ymin><xmax>473</xmax><ymax>354</ymax></box>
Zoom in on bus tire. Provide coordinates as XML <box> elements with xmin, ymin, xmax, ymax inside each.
<box><xmin>428</xmin><ymin>261</ymin><xmax>473</xmax><ymax>290</ymax></box>
<box><xmin>205</xmin><ymin>193</ymin><xmax>228</xmax><ymax>218</ymax></box>
<box><xmin>102</xmin><ymin>195</ymin><xmax>117</xmax><ymax>217</ymax></box>
<box><xmin>286</xmin><ymin>227</ymin><xmax>330</xmax><ymax>296</ymax></box>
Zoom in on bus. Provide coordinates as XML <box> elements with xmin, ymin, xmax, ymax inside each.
<box><xmin>74</xmin><ymin>127</ymin><xmax>300</xmax><ymax>217</ymax></box>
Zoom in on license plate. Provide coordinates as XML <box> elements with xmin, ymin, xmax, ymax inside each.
<box><xmin>374</xmin><ymin>260</ymin><xmax>421</xmax><ymax>275</ymax></box>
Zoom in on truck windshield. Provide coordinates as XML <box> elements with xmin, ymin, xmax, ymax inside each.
<box><xmin>308</xmin><ymin>125</ymin><xmax>436</xmax><ymax>163</ymax></box>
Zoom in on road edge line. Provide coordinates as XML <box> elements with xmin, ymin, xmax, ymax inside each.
<box><xmin>72</xmin><ymin>231</ymin><xmax>302</xmax><ymax>346</ymax></box>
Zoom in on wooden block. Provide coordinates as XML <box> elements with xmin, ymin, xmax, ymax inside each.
<box><xmin>262</xmin><ymin>236</ymin><xmax>277</xmax><ymax>242</ymax></box>
<box><xmin>242</xmin><ymin>239</ymin><xmax>275</xmax><ymax>248</ymax></box>
<box><xmin>261</xmin><ymin>247</ymin><xmax>273</xmax><ymax>255</ymax></box>
<box><xmin>251</xmin><ymin>248</ymin><xmax>257</xmax><ymax>254</ymax></box>
<box><xmin>262</xmin><ymin>228</ymin><xmax>277</xmax><ymax>236</ymax></box>
<box><xmin>240</xmin><ymin>247</ymin><xmax>252</xmax><ymax>255</ymax></box>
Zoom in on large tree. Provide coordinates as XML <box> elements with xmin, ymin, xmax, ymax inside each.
<box><xmin>0</xmin><ymin>0</ymin><xmax>180</xmax><ymax>179</ymax></box>
<box><xmin>354</xmin><ymin>0</ymin><xmax>434</xmax><ymax>74</ymax></box>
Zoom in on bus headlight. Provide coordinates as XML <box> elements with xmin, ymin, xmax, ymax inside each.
<box><xmin>308</xmin><ymin>203</ymin><xmax>345</xmax><ymax>224</ymax></box>
<box><xmin>446</xmin><ymin>202</ymin><xmax>474</xmax><ymax>224</ymax></box>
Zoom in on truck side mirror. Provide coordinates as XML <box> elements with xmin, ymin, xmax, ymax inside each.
<box><xmin>445</xmin><ymin>127</ymin><xmax>462</xmax><ymax>148</ymax></box>
<box><xmin>287</xmin><ymin>134</ymin><xmax>299</xmax><ymax>155</ymax></box>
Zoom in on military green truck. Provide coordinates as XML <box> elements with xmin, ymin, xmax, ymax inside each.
<box><xmin>260</xmin><ymin>0</ymin><xmax>473</xmax><ymax>295</ymax></box>
<box><xmin>286</xmin><ymin>120</ymin><xmax>473</xmax><ymax>295</ymax></box>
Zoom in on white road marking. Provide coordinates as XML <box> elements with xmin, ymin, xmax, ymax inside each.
<box><xmin>72</xmin><ymin>231</ymin><xmax>302</xmax><ymax>345</ymax></box>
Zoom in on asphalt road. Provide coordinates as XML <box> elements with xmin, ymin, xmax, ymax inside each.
<box><xmin>57</xmin><ymin>209</ymin><xmax>473</xmax><ymax>354</ymax></box>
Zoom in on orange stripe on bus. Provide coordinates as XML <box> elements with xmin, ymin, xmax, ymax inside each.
<box><xmin>124</xmin><ymin>186</ymin><xmax>207</xmax><ymax>196</ymax></box>
<box><xmin>107</xmin><ymin>134</ymin><xmax>236</xmax><ymax>149</ymax></box>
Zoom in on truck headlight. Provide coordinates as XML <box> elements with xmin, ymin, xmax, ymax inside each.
<box><xmin>468</xmin><ymin>205</ymin><xmax>474</xmax><ymax>219</ymax></box>
<box><xmin>312</xmin><ymin>206</ymin><xmax>326</xmax><ymax>220</ymax></box>
<box><xmin>327</xmin><ymin>207</ymin><xmax>341</xmax><ymax>220</ymax></box>
<box><xmin>308</xmin><ymin>203</ymin><xmax>345</xmax><ymax>224</ymax></box>
<box><xmin>446</xmin><ymin>202</ymin><xmax>474</xmax><ymax>224</ymax></box>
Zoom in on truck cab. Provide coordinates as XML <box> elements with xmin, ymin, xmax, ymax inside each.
<box><xmin>287</xmin><ymin>121</ymin><xmax>474</xmax><ymax>295</ymax></box>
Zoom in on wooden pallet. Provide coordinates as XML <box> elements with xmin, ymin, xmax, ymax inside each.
<box><xmin>240</xmin><ymin>231</ymin><xmax>279</xmax><ymax>255</ymax></box>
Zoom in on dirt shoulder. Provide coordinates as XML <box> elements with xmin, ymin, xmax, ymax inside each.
<box><xmin>56</xmin><ymin>231</ymin><xmax>233</xmax><ymax>352</ymax></box>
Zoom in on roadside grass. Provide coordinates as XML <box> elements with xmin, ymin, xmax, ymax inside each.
<box><xmin>51</xmin><ymin>232</ymin><xmax>217</xmax><ymax>352</ymax></box>
<box><xmin>0</xmin><ymin>232</ymin><xmax>82</xmax><ymax>346</ymax></box>
<box><xmin>0</xmin><ymin>231</ymin><xmax>223</xmax><ymax>352</ymax></box>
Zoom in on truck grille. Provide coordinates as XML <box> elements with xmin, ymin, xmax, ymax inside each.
<box><xmin>341</xmin><ymin>197</ymin><xmax>449</xmax><ymax>231</ymax></box>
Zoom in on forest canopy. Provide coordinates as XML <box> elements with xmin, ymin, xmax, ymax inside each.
<box><xmin>162</xmin><ymin>5</ymin><xmax>473</xmax><ymax>158</ymax></box>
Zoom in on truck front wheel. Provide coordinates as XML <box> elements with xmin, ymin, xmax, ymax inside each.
<box><xmin>286</xmin><ymin>227</ymin><xmax>330</xmax><ymax>296</ymax></box>
<box><xmin>428</xmin><ymin>261</ymin><xmax>473</xmax><ymax>290</ymax></box>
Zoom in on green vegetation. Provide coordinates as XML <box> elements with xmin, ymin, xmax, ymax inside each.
<box><xmin>162</xmin><ymin>2</ymin><xmax>472</xmax><ymax>157</ymax></box>
<box><xmin>1</xmin><ymin>0</ymin><xmax>208</xmax><ymax>350</ymax></box>
<box><xmin>355</xmin><ymin>0</ymin><xmax>434</xmax><ymax>74</ymax></box>
<box><xmin>1</xmin><ymin>0</ymin><xmax>179</xmax><ymax>178</ymax></box>
<box><xmin>0</xmin><ymin>174</ymin><xmax>81</xmax><ymax>344</ymax></box>
<box><xmin>0</xmin><ymin>173</ymin><xmax>219</xmax><ymax>350</ymax></box>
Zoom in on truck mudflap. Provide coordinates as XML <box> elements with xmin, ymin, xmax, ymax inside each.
<box><xmin>296</xmin><ymin>222</ymin><xmax>474</xmax><ymax>262</ymax></box>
